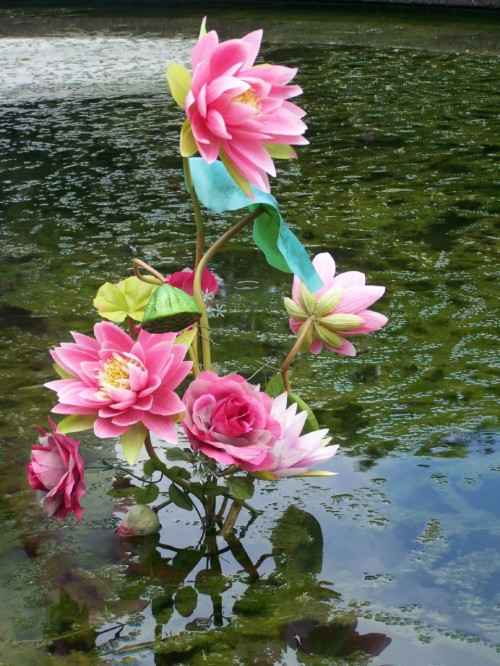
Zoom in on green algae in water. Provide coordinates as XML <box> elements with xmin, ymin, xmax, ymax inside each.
<box><xmin>0</xmin><ymin>6</ymin><xmax>499</xmax><ymax>666</ymax></box>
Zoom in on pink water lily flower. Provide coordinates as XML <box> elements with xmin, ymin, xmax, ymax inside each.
<box><xmin>284</xmin><ymin>252</ymin><xmax>388</xmax><ymax>356</ymax></box>
<box><xmin>46</xmin><ymin>322</ymin><xmax>192</xmax><ymax>464</ymax></box>
<box><xmin>27</xmin><ymin>418</ymin><xmax>86</xmax><ymax>522</ymax></box>
<box><xmin>167</xmin><ymin>20</ymin><xmax>308</xmax><ymax>195</ymax></box>
<box><xmin>266</xmin><ymin>393</ymin><xmax>339</xmax><ymax>478</ymax></box>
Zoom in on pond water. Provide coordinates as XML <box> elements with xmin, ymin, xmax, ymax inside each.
<box><xmin>1</xmin><ymin>5</ymin><xmax>499</xmax><ymax>665</ymax></box>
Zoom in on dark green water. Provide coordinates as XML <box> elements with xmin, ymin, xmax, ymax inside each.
<box><xmin>0</xmin><ymin>6</ymin><xmax>499</xmax><ymax>665</ymax></box>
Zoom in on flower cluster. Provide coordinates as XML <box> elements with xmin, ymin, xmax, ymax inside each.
<box><xmin>27</xmin><ymin>20</ymin><xmax>388</xmax><ymax>532</ymax></box>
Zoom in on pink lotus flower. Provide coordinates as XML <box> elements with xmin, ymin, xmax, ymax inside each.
<box><xmin>167</xmin><ymin>20</ymin><xmax>308</xmax><ymax>195</ymax></box>
<box><xmin>27</xmin><ymin>418</ymin><xmax>86</xmax><ymax>522</ymax></box>
<box><xmin>181</xmin><ymin>371</ymin><xmax>280</xmax><ymax>471</ymax></box>
<box><xmin>284</xmin><ymin>252</ymin><xmax>388</xmax><ymax>356</ymax></box>
<box><xmin>166</xmin><ymin>266</ymin><xmax>219</xmax><ymax>300</ymax></box>
<box><xmin>46</xmin><ymin>322</ymin><xmax>192</xmax><ymax>464</ymax></box>
<box><xmin>266</xmin><ymin>394</ymin><xmax>338</xmax><ymax>478</ymax></box>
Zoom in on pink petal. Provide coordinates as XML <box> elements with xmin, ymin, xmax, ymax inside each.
<box><xmin>336</xmin><ymin>286</ymin><xmax>385</xmax><ymax>314</ymax></box>
<box><xmin>344</xmin><ymin>310</ymin><xmax>388</xmax><ymax>335</ymax></box>
<box><xmin>94</xmin><ymin>417</ymin><xmax>127</xmax><ymax>438</ymax></box>
<box><xmin>333</xmin><ymin>271</ymin><xmax>366</xmax><ymax>289</ymax></box>
<box><xmin>191</xmin><ymin>30</ymin><xmax>218</xmax><ymax>71</ymax></box>
<box><xmin>141</xmin><ymin>413</ymin><xmax>178</xmax><ymax>443</ymax></box>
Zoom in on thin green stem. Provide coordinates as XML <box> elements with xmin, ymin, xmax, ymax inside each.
<box><xmin>281</xmin><ymin>317</ymin><xmax>314</xmax><ymax>394</ymax></box>
<box><xmin>192</xmin><ymin>206</ymin><xmax>264</xmax><ymax>371</ymax></box>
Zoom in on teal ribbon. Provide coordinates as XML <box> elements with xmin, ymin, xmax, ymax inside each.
<box><xmin>188</xmin><ymin>158</ymin><xmax>322</xmax><ymax>293</ymax></box>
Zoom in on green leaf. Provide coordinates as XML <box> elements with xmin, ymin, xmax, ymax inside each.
<box><xmin>120</xmin><ymin>422</ymin><xmax>148</xmax><ymax>465</ymax></box>
<box><xmin>166</xmin><ymin>63</ymin><xmax>192</xmax><ymax>108</ymax></box>
<box><xmin>227</xmin><ymin>476</ymin><xmax>255</xmax><ymax>500</ymax></box>
<box><xmin>170</xmin><ymin>466</ymin><xmax>191</xmax><ymax>481</ymax></box>
<box><xmin>166</xmin><ymin>447</ymin><xmax>193</xmax><ymax>462</ymax></box>
<box><xmin>135</xmin><ymin>483</ymin><xmax>159</xmax><ymax>504</ymax></box>
<box><xmin>188</xmin><ymin>158</ymin><xmax>322</xmax><ymax>293</ymax></box>
<box><xmin>93</xmin><ymin>276</ymin><xmax>159</xmax><ymax>323</ymax></box>
<box><xmin>57</xmin><ymin>414</ymin><xmax>96</xmax><ymax>434</ymax></box>
<box><xmin>289</xmin><ymin>392</ymin><xmax>320</xmax><ymax>433</ymax></box>
<box><xmin>143</xmin><ymin>459</ymin><xmax>157</xmax><ymax>477</ymax></box>
<box><xmin>169</xmin><ymin>484</ymin><xmax>194</xmax><ymax>511</ymax></box>
<box><xmin>265</xmin><ymin>373</ymin><xmax>287</xmax><ymax>398</ymax></box>
<box><xmin>53</xmin><ymin>363</ymin><xmax>75</xmax><ymax>379</ymax></box>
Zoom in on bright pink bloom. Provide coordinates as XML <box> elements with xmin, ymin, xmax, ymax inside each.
<box><xmin>181</xmin><ymin>371</ymin><xmax>280</xmax><ymax>471</ymax></box>
<box><xmin>284</xmin><ymin>252</ymin><xmax>388</xmax><ymax>356</ymax></box>
<box><xmin>27</xmin><ymin>418</ymin><xmax>86</xmax><ymax>522</ymax></box>
<box><xmin>170</xmin><ymin>24</ymin><xmax>308</xmax><ymax>193</ymax></box>
<box><xmin>46</xmin><ymin>322</ymin><xmax>192</xmax><ymax>460</ymax></box>
<box><xmin>266</xmin><ymin>394</ymin><xmax>338</xmax><ymax>478</ymax></box>
<box><xmin>166</xmin><ymin>267</ymin><xmax>219</xmax><ymax>299</ymax></box>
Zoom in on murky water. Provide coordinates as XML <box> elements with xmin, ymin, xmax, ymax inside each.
<box><xmin>1</xmin><ymin>5</ymin><xmax>499</xmax><ymax>665</ymax></box>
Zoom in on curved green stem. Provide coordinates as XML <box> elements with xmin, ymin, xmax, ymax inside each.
<box><xmin>192</xmin><ymin>206</ymin><xmax>264</xmax><ymax>371</ymax></box>
<box><xmin>183</xmin><ymin>157</ymin><xmax>205</xmax><ymax>269</ymax></box>
<box><xmin>281</xmin><ymin>317</ymin><xmax>314</xmax><ymax>394</ymax></box>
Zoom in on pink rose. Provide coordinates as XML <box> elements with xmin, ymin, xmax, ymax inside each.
<box><xmin>181</xmin><ymin>371</ymin><xmax>280</xmax><ymax>471</ymax></box>
<box><xmin>27</xmin><ymin>418</ymin><xmax>86</xmax><ymax>522</ymax></box>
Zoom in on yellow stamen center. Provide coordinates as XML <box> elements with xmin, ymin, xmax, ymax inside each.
<box><xmin>233</xmin><ymin>88</ymin><xmax>261</xmax><ymax>110</ymax></box>
<box><xmin>96</xmin><ymin>353</ymin><xmax>144</xmax><ymax>400</ymax></box>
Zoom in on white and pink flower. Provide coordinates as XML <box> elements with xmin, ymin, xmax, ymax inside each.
<box><xmin>46</xmin><ymin>322</ymin><xmax>192</xmax><ymax>464</ymax></box>
<box><xmin>267</xmin><ymin>394</ymin><xmax>338</xmax><ymax>478</ymax></box>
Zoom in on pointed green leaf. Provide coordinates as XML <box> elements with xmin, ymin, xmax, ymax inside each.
<box><xmin>265</xmin><ymin>373</ymin><xmax>287</xmax><ymax>398</ymax></box>
<box><xmin>227</xmin><ymin>475</ymin><xmax>254</xmax><ymax>500</ymax></box>
<box><xmin>166</xmin><ymin>63</ymin><xmax>191</xmax><ymax>108</ymax></box>
<box><xmin>165</xmin><ymin>447</ymin><xmax>193</xmax><ymax>462</ymax></box>
<box><xmin>316</xmin><ymin>287</ymin><xmax>343</xmax><ymax>317</ymax></box>
<box><xmin>299</xmin><ymin>282</ymin><xmax>316</xmax><ymax>314</ymax></box>
<box><xmin>283</xmin><ymin>297</ymin><xmax>307</xmax><ymax>321</ymax></box>
<box><xmin>289</xmin><ymin>391</ymin><xmax>320</xmax><ymax>433</ymax></box>
<box><xmin>198</xmin><ymin>17</ymin><xmax>207</xmax><ymax>39</ymax></box>
<box><xmin>180</xmin><ymin>118</ymin><xmax>197</xmax><ymax>157</ymax></box>
<box><xmin>53</xmin><ymin>363</ymin><xmax>75</xmax><ymax>380</ymax></box>
<box><xmin>320</xmin><ymin>314</ymin><xmax>364</xmax><ymax>331</ymax></box>
<box><xmin>315</xmin><ymin>325</ymin><xmax>343</xmax><ymax>349</ymax></box>
<box><xmin>169</xmin><ymin>484</ymin><xmax>194</xmax><ymax>511</ymax></box>
<box><xmin>57</xmin><ymin>414</ymin><xmax>96</xmax><ymax>434</ymax></box>
<box><xmin>264</xmin><ymin>143</ymin><xmax>296</xmax><ymax>159</ymax></box>
<box><xmin>175</xmin><ymin>326</ymin><xmax>197</xmax><ymax>349</ymax></box>
<box><xmin>120</xmin><ymin>422</ymin><xmax>148</xmax><ymax>465</ymax></box>
<box><xmin>252</xmin><ymin>470</ymin><xmax>278</xmax><ymax>481</ymax></box>
<box><xmin>135</xmin><ymin>483</ymin><xmax>160</xmax><ymax>504</ymax></box>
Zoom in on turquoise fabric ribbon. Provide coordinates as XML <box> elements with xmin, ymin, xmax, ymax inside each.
<box><xmin>188</xmin><ymin>158</ymin><xmax>322</xmax><ymax>293</ymax></box>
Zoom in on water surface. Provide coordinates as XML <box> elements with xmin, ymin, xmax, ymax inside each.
<box><xmin>0</xmin><ymin>6</ymin><xmax>499</xmax><ymax>665</ymax></box>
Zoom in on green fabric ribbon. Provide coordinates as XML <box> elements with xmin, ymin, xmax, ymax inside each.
<box><xmin>188</xmin><ymin>158</ymin><xmax>322</xmax><ymax>293</ymax></box>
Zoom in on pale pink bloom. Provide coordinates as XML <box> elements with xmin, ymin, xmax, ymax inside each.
<box><xmin>266</xmin><ymin>394</ymin><xmax>338</xmax><ymax>478</ymax></box>
<box><xmin>168</xmin><ymin>23</ymin><xmax>308</xmax><ymax>194</ymax></box>
<box><xmin>166</xmin><ymin>266</ymin><xmax>219</xmax><ymax>300</ymax></box>
<box><xmin>284</xmin><ymin>252</ymin><xmax>388</xmax><ymax>356</ymax></box>
<box><xmin>27</xmin><ymin>418</ymin><xmax>86</xmax><ymax>522</ymax></box>
<box><xmin>181</xmin><ymin>371</ymin><xmax>280</xmax><ymax>472</ymax></box>
<box><xmin>46</xmin><ymin>322</ymin><xmax>192</xmax><ymax>463</ymax></box>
